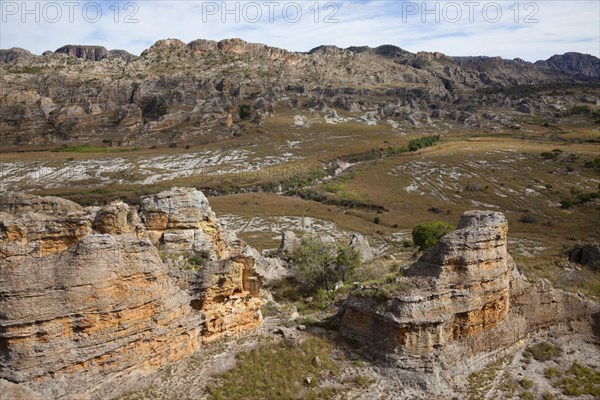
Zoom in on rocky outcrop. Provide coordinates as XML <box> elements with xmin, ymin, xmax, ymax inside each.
<box><xmin>0</xmin><ymin>188</ymin><xmax>266</xmax><ymax>399</ymax></box>
<box><xmin>350</xmin><ymin>233</ymin><xmax>373</xmax><ymax>262</ymax></box>
<box><xmin>0</xmin><ymin>48</ymin><xmax>34</xmax><ymax>63</ymax></box>
<box><xmin>54</xmin><ymin>45</ymin><xmax>108</xmax><ymax>61</ymax></box>
<box><xmin>108</xmin><ymin>49</ymin><xmax>138</xmax><ymax>62</ymax></box>
<box><xmin>340</xmin><ymin>211</ymin><xmax>599</xmax><ymax>389</ymax></box>
<box><xmin>569</xmin><ymin>243</ymin><xmax>600</xmax><ymax>269</ymax></box>
<box><xmin>278</xmin><ymin>230</ymin><xmax>301</xmax><ymax>255</ymax></box>
<box><xmin>138</xmin><ymin>187</ymin><xmax>241</xmax><ymax>260</ymax></box>
<box><xmin>535</xmin><ymin>52</ymin><xmax>600</xmax><ymax>79</ymax></box>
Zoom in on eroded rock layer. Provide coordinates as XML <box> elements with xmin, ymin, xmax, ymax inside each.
<box><xmin>0</xmin><ymin>188</ymin><xmax>265</xmax><ymax>399</ymax></box>
<box><xmin>340</xmin><ymin>211</ymin><xmax>599</xmax><ymax>384</ymax></box>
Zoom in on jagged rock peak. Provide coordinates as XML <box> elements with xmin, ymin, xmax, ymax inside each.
<box><xmin>188</xmin><ymin>38</ymin><xmax>219</xmax><ymax>54</ymax></box>
<box><xmin>54</xmin><ymin>44</ymin><xmax>108</xmax><ymax>61</ymax></box>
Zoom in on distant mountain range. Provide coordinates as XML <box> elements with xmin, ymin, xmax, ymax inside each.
<box><xmin>1</xmin><ymin>38</ymin><xmax>598</xmax><ymax>146</ymax></box>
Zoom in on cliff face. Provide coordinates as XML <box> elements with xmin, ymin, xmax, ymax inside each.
<box><xmin>54</xmin><ymin>45</ymin><xmax>108</xmax><ymax>61</ymax></box>
<box><xmin>340</xmin><ymin>211</ymin><xmax>599</xmax><ymax>384</ymax></box>
<box><xmin>0</xmin><ymin>188</ymin><xmax>264</xmax><ymax>399</ymax></box>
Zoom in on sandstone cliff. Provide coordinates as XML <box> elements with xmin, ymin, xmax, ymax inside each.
<box><xmin>340</xmin><ymin>211</ymin><xmax>600</xmax><ymax>390</ymax></box>
<box><xmin>0</xmin><ymin>188</ymin><xmax>265</xmax><ymax>399</ymax></box>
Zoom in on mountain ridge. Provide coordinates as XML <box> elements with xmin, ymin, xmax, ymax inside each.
<box><xmin>1</xmin><ymin>37</ymin><xmax>599</xmax><ymax>77</ymax></box>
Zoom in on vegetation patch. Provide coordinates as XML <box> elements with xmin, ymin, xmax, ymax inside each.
<box><xmin>342</xmin><ymin>135</ymin><xmax>441</xmax><ymax>163</ymax></box>
<box><xmin>467</xmin><ymin>358</ymin><xmax>507</xmax><ymax>400</ymax></box>
<box><xmin>583</xmin><ymin>157</ymin><xmax>600</xmax><ymax>173</ymax></box>
<box><xmin>523</xmin><ymin>341</ymin><xmax>562</xmax><ymax>362</ymax></box>
<box><xmin>412</xmin><ymin>221</ymin><xmax>455</xmax><ymax>251</ymax></box>
<box><xmin>52</xmin><ymin>145</ymin><xmax>137</xmax><ymax>153</ymax></box>
<box><xmin>290</xmin><ymin>235</ymin><xmax>361</xmax><ymax>292</ymax></box>
<box><xmin>551</xmin><ymin>362</ymin><xmax>600</xmax><ymax>397</ymax></box>
<box><xmin>560</xmin><ymin>186</ymin><xmax>600</xmax><ymax>209</ymax></box>
<box><xmin>207</xmin><ymin>337</ymin><xmax>341</xmax><ymax>400</ymax></box>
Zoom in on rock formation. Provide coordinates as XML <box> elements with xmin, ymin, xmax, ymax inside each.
<box><xmin>54</xmin><ymin>45</ymin><xmax>108</xmax><ymax>61</ymax></box>
<box><xmin>534</xmin><ymin>52</ymin><xmax>600</xmax><ymax>79</ymax></box>
<box><xmin>0</xmin><ymin>188</ymin><xmax>265</xmax><ymax>399</ymax></box>
<box><xmin>350</xmin><ymin>233</ymin><xmax>374</xmax><ymax>262</ymax></box>
<box><xmin>340</xmin><ymin>211</ymin><xmax>600</xmax><ymax>390</ymax></box>
<box><xmin>0</xmin><ymin>48</ymin><xmax>33</xmax><ymax>63</ymax></box>
<box><xmin>569</xmin><ymin>243</ymin><xmax>600</xmax><ymax>269</ymax></box>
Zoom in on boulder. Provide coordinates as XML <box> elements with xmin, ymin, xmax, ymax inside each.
<box><xmin>243</xmin><ymin>245</ymin><xmax>289</xmax><ymax>282</ymax></box>
<box><xmin>279</xmin><ymin>231</ymin><xmax>301</xmax><ymax>255</ymax></box>
<box><xmin>139</xmin><ymin>187</ymin><xmax>215</xmax><ymax>230</ymax></box>
<box><xmin>350</xmin><ymin>233</ymin><xmax>374</xmax><ymax>262</ymax></box>
<box><xmin>569</xmin><ymin>243</ymin><xmax>600</xmax><ymax>269</ymax></box>
<box><xmin>517</xmin><ymin>103</ymin><xmax>532</xmax><ymax>114</ymax></box>
<box><xmin>92</xmin><ymin>201</ymin><xmax>132</xmax><ymax>234</ymax></box>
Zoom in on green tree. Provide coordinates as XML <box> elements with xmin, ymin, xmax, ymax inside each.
<box><xmin>412</xmin><ymin>221</ymin><xmax>455</xmax><ymax>251</ymax></box>
<box><xmin>291</xmin><ymin>236</ymin><xmax>361</xmax><ymax>292</ymax></box>
<box><xmin>238</xmin><ymin>104</ymin><xmax>253</xmax><ymax>120</ymax></box>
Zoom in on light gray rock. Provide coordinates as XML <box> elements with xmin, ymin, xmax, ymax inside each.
<box><xmin>139</xmin><ymin>187</ymin><xmax>216</xmax><ymax>230</ymax></box>
<box><xmin>243</xmin><ymin>245</ymin><xmax>289</xmax><ymax>282</ymax></box>
<box><xmin>0</xmin><ymin>379</ymin><xmax>43</xmax><ymax>400</ymax></box>
<box><xmin>350</xmin><ymin>233</ymin><xmax>374</xmax><ymax>262</ymax></box>
<box><xmin>279</xmin><ymin>231</ymin><xmax>301</xmax><ymax>255</ymax></box>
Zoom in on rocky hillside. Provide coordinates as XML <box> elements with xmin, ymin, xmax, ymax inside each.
<box><xmin>0</xmin><ymin>38</ymin><xmax>598</xmax><ymax>146</ymax></box>
<box><xmin>0</xmin><ymin>188</ymin><xmax>278</xmax><ymax>399</ymax></box>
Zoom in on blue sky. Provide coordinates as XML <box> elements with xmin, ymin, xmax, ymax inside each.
<box><xmin>1</xmin><ymin>0</ymin><xmax>599</xmax><ymax>61</ymax></box>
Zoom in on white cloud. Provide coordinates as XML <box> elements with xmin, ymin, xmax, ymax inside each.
<box><xmin>0</xmin><ymin>0</ymin><xmax>598</xmax><ymax>61</ymax></box>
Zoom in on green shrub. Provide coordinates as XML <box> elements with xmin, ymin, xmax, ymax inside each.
<box><xmin>545</xmin><ymin>367</ymin><xmax>561</xmax><ymax>379</ymax></box>
<box><xmin>239</xmin><ymin>104</ymin><xmax>253</xmax><ymax>120</ymax></box>
<box><xmin>584</xmin><ymin>157</ymin><xmax>600</xmax><ymax>173</ymax></box>
<box><xmin>519</xmin><ymin>392</ymin><xmax>534</xmax><ymax>400</ymax></box>
<box><xmin>521</xmin><ymin>379</ymin><xmax>534</xmax><ymax>389</ymax></box>
<box><xmin>412</xmin><ymin>221</ymin><xmax>455</xmax><ymax>251</ymax></box>
<box><xmin>291</xmin><ymin>236</ymin><xmax>361</xmax><ymax>292</ymax></box>
<box><xmin>553</xmin><ymin>361</ymin><xmax>600</xmax><ymax>397</ymax></box>
<box><xmin>560</xmin><ymin>186</ymin><xmax>600</xmax><ymax>208</ymax></box>
<box><xmin>519</xmin><ymin>214</ymin><xmax>537</xmax><ymax>224</ymax></box>
<box><xmin>523</xmin><ymin>342</ymin><xmax>562</xmax><ymax>362</ymax></box>
<box><xmin>186</xmin><ymin>250</ymin><xmax>210</xmax><ymax>271</ymax></box>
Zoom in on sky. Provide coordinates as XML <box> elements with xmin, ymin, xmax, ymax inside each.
<box><xmin>0</xmin><ymin>0</ymin><xmax>599</xmax><ymax>62</ymax></box>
